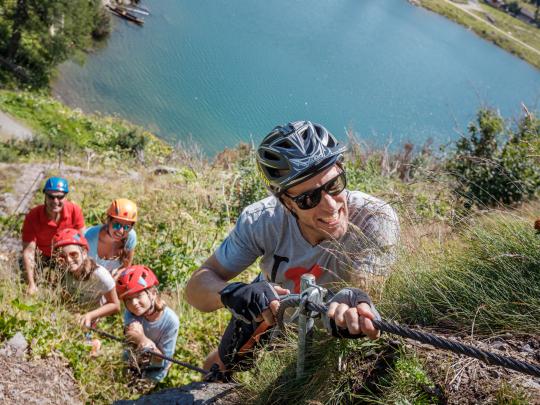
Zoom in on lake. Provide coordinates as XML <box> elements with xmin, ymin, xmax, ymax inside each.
<box><xmin>53</xmin><ymin>0</ymin><xmax>540</xmax><ymax>155</ymax></box>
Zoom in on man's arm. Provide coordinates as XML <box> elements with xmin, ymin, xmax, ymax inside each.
<box><xmin>22</xmin><ymin>241</ymin><xmax>38</xmax><ymax>294</ymax></box>
<box><xmin>185</xmin><ymin>254</ymin><xmax>238</xmax><ymax>312</ymax></box>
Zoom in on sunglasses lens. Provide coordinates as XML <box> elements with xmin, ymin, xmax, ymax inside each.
<box><xmin>46</xmin><ymin>193</ymin><xmax>65</xmax><ymax>200</ymax></box>
<box><xmin>112</xmin><ymin>222</ymin><xmax>131</xmax><ymax>231</ymax></box>
<box><xmin>326</xmin><ymin>173</ymin><xmax>346</xmax><ymax>195</ymax></box>
<box><xmin>297</xmin><ymin>191</ymin><xmax>321</xmax><ymax>210</ymax></box>
<box><xmin>293</xmin><ymin>172</ymin><xmax>346</xmax><ymax>210</ymax></box>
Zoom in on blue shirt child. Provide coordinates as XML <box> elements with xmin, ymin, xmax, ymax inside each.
<box><xmin>124</xmin><ymin>306</ymin><xmax>180</xmax><ymax>381</ymax></box>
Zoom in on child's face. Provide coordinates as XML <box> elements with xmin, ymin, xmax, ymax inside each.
<box><xmin>124</xmin><ymin>289</ymin><xmax>155</xmax><ymax>316</ymax></box>
<box><xmin>56</xmin><ymin>245</ymin><xmax>86</xmax><ymax>274</ymax></box>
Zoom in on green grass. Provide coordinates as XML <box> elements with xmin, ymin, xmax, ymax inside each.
<box><xmin>1</xmin><ymin>92</ymin><xmax>539</xmax><ymax>403</ymax></box>
<box><xmin>0</xmin><ymin>90</ymin><xmax>171</xmax><ymax>162</ymax></box>
<box><xmin>381</xmin><ymin>208</ymin><xmax>540</xmax><ymax>334</ymax></box>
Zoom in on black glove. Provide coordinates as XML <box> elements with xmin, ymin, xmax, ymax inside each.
<box><xmin>324</xmin><ymin>288</ymin><xmax>380</xmax><ymax>339</ymax></box>
<box><xmin>220</xmin><ymin>281</ymin><xmax>279</xmax><ymax>324</ymax></box>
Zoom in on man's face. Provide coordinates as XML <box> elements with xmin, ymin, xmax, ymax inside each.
<box><xmin>44</xmin><ymin>191</ymin><xmax>66</xmax><ymax>214</ymax></box>
<box><xmin>282</xmin><ymin>165</ymin><xmax>348</xmax><ymax>245</ymax></box>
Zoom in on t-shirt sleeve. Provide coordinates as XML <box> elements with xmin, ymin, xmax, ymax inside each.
<box><xmin>125</xmin><ymin>230</ymin><xmax>137</xmax><ymax>251</ymax></box>
<box><xmin>94</xmin><ymin>266</ymin><xmax>116</xmax><ymax>294</ymax></box>
<box><xmin>158</xmin><ymin>309</ymin><xmax>180</xmax><ymax>358</ymax></box>
<box><xmin>349</xmin><ymin>200</ymin><xmax>400</xmax><ymax>276</ymax></box>
<box><xmin>84</xmin><ymin>226</ymin><xmax>98</xmax><ymax>255</ymax></box>
<box><xmin>21</xmin><ymin>211</ymin><xmax>37</xmax><ymax>243</ymax></box>
<box><xmin>72</xmin><ymin>203</ymin><xmax>85</xmax><ymax>230</ymax></box>
<box><xmin>214</xmin><ymin>208</ymin><xmax>264</xmax><ymax>273</ymax></box>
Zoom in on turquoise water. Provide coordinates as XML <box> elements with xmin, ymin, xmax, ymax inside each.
<box><xmin>54</xmin><ymin>0</ymin><xmax>540</xmax><ymax>155</ymax></box>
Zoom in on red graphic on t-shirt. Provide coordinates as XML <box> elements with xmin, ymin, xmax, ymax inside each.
<box><xmin>284</xmin><ymin>264</ymin><xmax>323</xmax><ymax>293</ymax></box>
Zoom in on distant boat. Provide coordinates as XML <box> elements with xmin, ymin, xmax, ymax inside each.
<box><xmin>106</xmin><ymin>5</ymin><xmax>144</xmax><ymax>25</ymax></box>
<box><xmin>129</xmin><ymin>3</ymin><xmax>150</xmax><ymax>13</ymax></box>
<box><xmin>124</xmin><ymin>6</ymin><xmax>150</xmax><ymax>16</ymax></box>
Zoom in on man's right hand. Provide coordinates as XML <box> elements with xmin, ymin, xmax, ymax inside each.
<box><xmin>26</xmin><ymin>283</ymin><xmax>38</xmax><ymax>295</ymax></box>
<box><xmin>220</xmin><ymin>281</ymin><xmax>285</xmax><ymax>324</ymax></box>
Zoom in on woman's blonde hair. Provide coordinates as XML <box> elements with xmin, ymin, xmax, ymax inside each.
<box><xmin>79</xmin><ymin>254</ymin><xmax>99</xmax><ymax>281</ymax></box>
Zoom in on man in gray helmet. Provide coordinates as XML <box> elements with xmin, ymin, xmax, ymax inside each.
<box><xmin>186</xmin><ymin>120</ymin><xmax>400</xmax><ymax>378</ymax></box>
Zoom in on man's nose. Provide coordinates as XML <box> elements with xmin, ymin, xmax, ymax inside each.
<box><xmin>320</xmin><ymin>191</ymin><xmax>338</xmax><ymax>210</ymax></box>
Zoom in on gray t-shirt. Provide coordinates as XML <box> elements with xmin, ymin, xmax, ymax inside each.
<box><xmin>215</xmin><ymin>190</ymin><xmax>399</xmax><ymax>293</ymax></box>
<box><xmin>63</xmin><ymin>265</ymin><xmax>116</xmax><ymax>309</ymax></box>
<box><xmin>124</xmin><ymin>306</ymin><xmax>180</xmax><ymax>381</ymax></box>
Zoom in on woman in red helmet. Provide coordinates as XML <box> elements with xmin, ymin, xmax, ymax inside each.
<box><xmin>51</xmin><ymin>228</ymin><xmax>120</xmax><ymax>328</ymax></box>
<box><xmin>116</xmin><ymin>265</ymin><xmax>179</xmax><ymax>382</ymax></box>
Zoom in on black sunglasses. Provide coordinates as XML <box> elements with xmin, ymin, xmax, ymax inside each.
<box><xmin>285</xmin><ymin>171</ymin><xmax>347</xmax><ymax>210</ymax></box>
<box><xmin>45</xmin><ymin>193</ymin><xmax>66</xmax><ymax>201</ymax></box>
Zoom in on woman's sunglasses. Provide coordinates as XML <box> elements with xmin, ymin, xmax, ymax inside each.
<box><xmin>285</xmin><ymin>171</ymin><xmax>347</xmax><ymax>210</ymax></box>
<box><xmin>111</xmin><ymin>221</ymin><xmax>133</xmax><ymax>231</ymax></box>
<box><xmin>56</xmin><ymin>250</ymin><xmax>82</xmax><ymax>262</ymax></box>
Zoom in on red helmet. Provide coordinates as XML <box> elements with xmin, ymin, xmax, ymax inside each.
<box><xmin>52</xmin><ymin>228</ymin><xmax>89</xmax><ymax>251</ymax></box>
<box><xmin>116</xmin><ymin>265</ymin><xmax>159</xmax><ymax>299</ymax></box>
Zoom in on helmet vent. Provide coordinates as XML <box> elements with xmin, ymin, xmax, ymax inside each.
<box><xmin>276</xmin><ymin>140</ymin><xmax>293</xmax><ymax>149</ymax></box>
<box><xmin>263</xmin><ymin>150</ymin><xmax>280</xmax><ymax>161</ymax></box>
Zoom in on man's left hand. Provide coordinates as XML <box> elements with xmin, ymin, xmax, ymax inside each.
<box><xmin>327</xmin><ymin>301</ymin><xmax>380</xmax><ymax>339</ymax></box>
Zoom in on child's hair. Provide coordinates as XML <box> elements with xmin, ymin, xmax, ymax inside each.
<box><xmin>149</xmin><ymin>286</ymin><xmax>166</xmax><ymax>312</ymax></box>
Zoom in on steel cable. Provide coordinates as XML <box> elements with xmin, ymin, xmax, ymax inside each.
<box><xmin>88</xmin><ymin>326</ymin><xmax>208</xmax><ymax>375</ymax></box>
<box><xmin>277</xmin><ymin>298</ymin><xmax>540</xmax><ymax>378</ymax></box>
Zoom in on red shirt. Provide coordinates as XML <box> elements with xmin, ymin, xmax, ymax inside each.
<box><xmin>22</xmin><ymin>200</ymin><xmax>85</xmax><ymax>257</ymax></box>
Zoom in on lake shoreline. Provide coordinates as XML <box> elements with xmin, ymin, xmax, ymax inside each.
<box><xmin>416</xmin><ymin>0</ymin><xmax>540</xmax><ymax>70</ymax></box>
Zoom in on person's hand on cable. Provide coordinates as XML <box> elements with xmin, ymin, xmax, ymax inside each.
<box><xmin>220</xmin><ymin>281</ymin><xmax>289</xmax><ymax>325</ymax></box>
<box><xmin>325</xmin><ymin>288</ymin><xmax>380</xmax><ymax>339</ymax></box>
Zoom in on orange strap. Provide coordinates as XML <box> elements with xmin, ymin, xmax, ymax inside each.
<box><xmin>238</xmin><ymin>321</ymin><xmax>272</xmax><ymax>355</ymax></box>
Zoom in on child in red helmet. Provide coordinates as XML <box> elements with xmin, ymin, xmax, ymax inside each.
<box><xmin>51</xmin><ymin>228</ymin><xmax>120</xmax><ymax>328</ymax></box>
<box><xmin>116</xmin><ymin>265</ymin><xmax>179</xmax><ymax>382</ymax></box>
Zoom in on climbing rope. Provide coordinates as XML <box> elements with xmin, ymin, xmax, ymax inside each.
<box><xmin>277</xmin><ymin>292</ymin><xmax>540</xmax><ymax>379</ymax></box>
<box><xmin>88</xmin><ymin>326</ymin><xmax>208</xmax><ymax>375</ymax></box>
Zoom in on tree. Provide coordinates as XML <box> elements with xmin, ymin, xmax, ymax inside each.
<box><xmin>507</xmin><ymin>1</ymin><xmax>521</xmax><ymax>15</ymax></box>
<box><xmin>0</xmin><ymin>0</ymin><xmax>108</xmax><ymax>87</ymax></box>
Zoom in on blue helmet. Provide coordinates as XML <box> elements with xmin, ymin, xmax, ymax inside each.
<box><xmin>43</xmin><ymin>177</ymin><xmax>69</xmax><ymax>193</ymax></box>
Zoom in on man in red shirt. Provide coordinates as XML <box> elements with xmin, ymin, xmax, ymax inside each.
<box><xmin>22</xmin><ymin>177</ymin><xmax>85</xmax><ymax>295</ymax></box>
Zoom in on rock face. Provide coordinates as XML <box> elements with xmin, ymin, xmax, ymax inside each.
<box><xmin>2</xmin><ymin>332</ymin><xmax>28</xmax><ymax>357</ymax></box>
<box><xmin>113</xmin><ymin>382</ymin><xmax>238</xmax><ymax>405</ymax></box>
<box><xmin>0</xmin><ymin>350</ymin><xmax>82</xmax><ymax>405</ymax></box>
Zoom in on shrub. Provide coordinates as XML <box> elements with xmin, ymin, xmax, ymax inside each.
<box><xmin>446</xmin><ymin>108</ymin><xmax>540</xmax><ymax>207</ymax></box>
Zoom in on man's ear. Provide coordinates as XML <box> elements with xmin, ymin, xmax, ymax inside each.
<box><xmin>279</xmin><ymin>196</ymin><xmax>298</xmax><ymax>218</ymax></box>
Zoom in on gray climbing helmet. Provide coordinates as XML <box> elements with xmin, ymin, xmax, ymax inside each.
<box><xmin>256</xmin><ymin>120</ymin><xmax>347</xmax><ymax>196</ymax></box>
